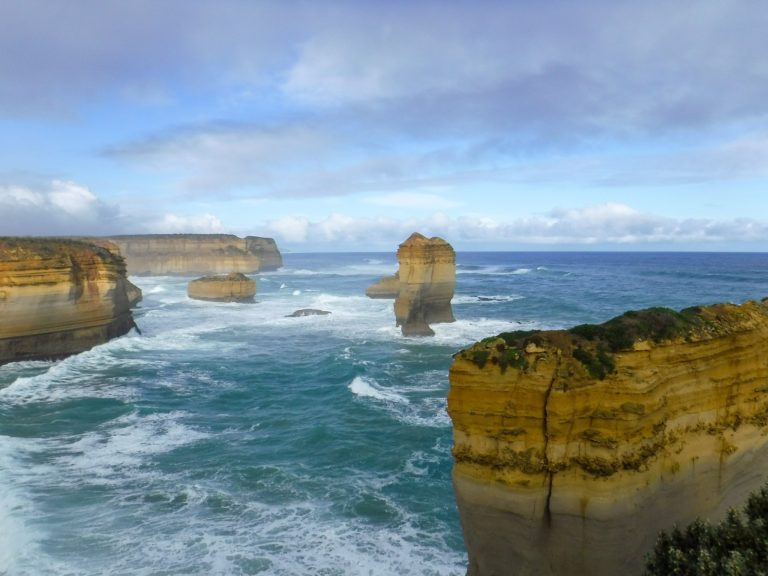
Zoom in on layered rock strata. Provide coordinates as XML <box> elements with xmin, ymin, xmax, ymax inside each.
<box><xmin>187</xmin><ymin>272</ymin><xmax>256</xmax><ymax>302</ymax></box>
<box><xmin>448</xmin><ymin>300</ymin><xmax>768</xmax><ymax>576</ymax></box>
<box><xmin>366</xmin><ymin>233</ymin><xmax>456</xmax><ymax>336</ymax></box>
<box><xmin>106</xmin><ymin>234</ymin><xmax>282</xmax><ymax>275</ymax></box>
<box><xmin>365</xmin><ymin>273</ymin><xmax>400</xmax><ymax>299</ymax></box>
<box><xmin>0</xmin><ymin>238</ymin><xmax>140</xmax><ymax>364</ymax></box>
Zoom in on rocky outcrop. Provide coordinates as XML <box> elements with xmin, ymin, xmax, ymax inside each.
<box><xmin>0</xmin><ymin>238</ymin><xmax>140</xmax><ymax>364</ymax></box>
<box><xmin>286</xmin><ymin>308</ymin><xmax>331</xmax><ymax>317</ymax></box>
<box><xmin>244</xmin><ymin>236</ymin><xmax>283</xmax><ymax>271</ymax></box>
<box><xmin>448</xmin><ymin>300</ymin><xmax>768</xmax><ymax>576</ymax></box>
<box><xmin>106</xmin><ymin>234</ymin><xmax>282</xmax><ymax>275</ymax></box>
<box><xmin>366</xmin><ymin>233</ymin><xmax>455</xmax><ymax>336</ymax></box>
<box><xmin>365</xmin><ymin>273</ymin><xmax>400</xmax><ymax>299</ymax></box>
<box><xmin>187</xmin><ymin>272</ymin><xmax>256</xmax><ymax>302</ymax></box>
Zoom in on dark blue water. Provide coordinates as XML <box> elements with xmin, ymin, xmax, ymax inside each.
<box><xmin>1</xmin><ymin>252</ymin><xmax>766</xmax><ymax>575</ymax></box>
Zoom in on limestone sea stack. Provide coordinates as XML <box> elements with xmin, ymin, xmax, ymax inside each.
<box><xmin>366</xmin><ymin>233</ymin><xmax>456</xmax><ymax>336</ymax></box>
<box><xmin>0</xmin><ymin>238</ymin><xmax>141</xmax><ymax>365</ymax></box>
<box><xmin>187</xmin><ymin>272</ymin><xmax>256</xmax><ymax>302</ymax></box>
<box><xmin>448</xmin><ymin>300</ymin><xmax>768</xmax><ymax>576</ymax></box>
<box><xmin>106</xmin><ymin>234</ymin><xmax>282</xmax><ymax>275</ymax></box>
<box><xmin>365</xmin><ymin>273</ymin><xmax>400</xmax><ymax>299</ymax></box>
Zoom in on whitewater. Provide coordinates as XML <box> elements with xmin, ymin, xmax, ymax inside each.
<box><xmin>1</xmin><ymin>251</ymin><xmax>767</xmax><ymax>575</ymax></box>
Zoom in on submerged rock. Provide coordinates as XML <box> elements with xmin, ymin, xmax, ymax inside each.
<box><xmin>0</xmin><ymin>237</ymin><xmax>140</xmax><ymax>364</ymax></box>
<box><xmin>286</xmin><ymin>308</ymin><xmax>331</xmax><ymax>317</ymax></box>
<box><xmin>448</xmin><ymin>299</ymin><xmax>768</xmax><ymax>575</ymax></box>
<box><xmin>187</xmin><ymin>272</ymin><xmax>256</xmax><ymax>302</ymax></box>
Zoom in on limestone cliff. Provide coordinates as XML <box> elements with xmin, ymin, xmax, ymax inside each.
<box><xmin>106</xmin><ymin>234</ymin><xmax>282</xmax><ymax>275</ymax></box>
<box><xmin>0</xmin><ymin>238</ymin><xmax>140</xmax><ymax>364</ymax></box>
<box><xmin>366</xmin><ymin>233</ymin><xmax>456</xmax><ymax>336</ymax></box>
<box><xmin>187</xmin><ymin>272</ymin><xmax>256</xmax><ymax>303</ymax></box>
<box><xmin>448</xmin><ymin>300</ymin><xmax>768</xmax><ymax>576</ymax></box>
<box><xmin>365</xmin><ymin>273</ymin><xmax>400</xmax><ymax>299</ymax></box>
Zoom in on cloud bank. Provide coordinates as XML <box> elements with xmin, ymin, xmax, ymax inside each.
<box><xmin>264</xmin><ymin>203</ymin><xmax>768</xmax><ymax>250</ymax></box>
<box><xmin>0</xmin><ymin>180</ymin><xmax>123</xmax><ymax>236</ymax></box>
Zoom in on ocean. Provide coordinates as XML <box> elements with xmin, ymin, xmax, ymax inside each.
<box><xmin>2</xmin><ymin>252</ymin><xmax>767</xmax><ymax>576</ymax></box>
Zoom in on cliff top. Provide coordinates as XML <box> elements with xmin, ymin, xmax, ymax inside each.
<box><xmin>399</xmin><ymin>232</ymin><xmax>451</xmax><ymax>247</ymax></box>
<box><xmin>461</xmin><ymin>298</ymin><xmax>768</xmax><ymax>378</ymax></box>
<box><xmin>0</xmin><ymin>237</ymin><xmax>115</xmax><ymax>262</ymax></box>
<box><xmin>108</xmin><ymin>234</ymin><xmax>243</xmax><ymax>240</ymax></box>
<box><xmin>191</xmin><ymin>272</ymin><xmax>252</xmax><ymax>282</ymax></box>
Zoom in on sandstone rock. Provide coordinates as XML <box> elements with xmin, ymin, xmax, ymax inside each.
<box><xmin>187</xmin><ymin>272</ymin><xmax>256</xmax><ymax>302</ymax></box>
<box><xmin>245</xmin><ymin>236</ymin><xmax>283</xmax><ymax>271</ymax></box>
<box><xmin>365</xmin><ymin>233</ymin><xmax>456</xmax><ymax>336</ymax></box>
<box><xmin>286</xmin><ymin>308</ymin><xmax>331</xmax><ymax>317</ymax></box>
<box><xmin>448</xmin><ymin>300</ymin><xmax>768</xmax><ymax>576</ymax></box>
<box><xmin>0</xmin><ymin>238</ymin><xmax>140</xmax><ymax>364</ymax></box>
<box><xmin>394</xmin><ymin>233</ymin><xmax>455</xmax><ymax>336</ymax></box>
<box><xmin>365</xmin><ymin>273</ymin><xmax>400</xmax><ymax>299</ymax></box>
<box><xmin>106</xmin><ymin>234</ymin><xmax>282</xmax><ymax>275</ymax></box>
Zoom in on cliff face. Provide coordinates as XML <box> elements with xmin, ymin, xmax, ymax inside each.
<box><xmin>0</xmin><ymin>238</ymin><xmax>140</xmax><ymax>365</ymax></box>
<box><xmin>187</xmin><ymin>272</ymin><xmax>256</xmax><ymax>303</ymax></box>
<box><xmin>448</xmin><ymin>300</ymin><xmax>768</xmax><ymax>576</ymax></box>
<box><xmin>366</xmin><ymin>233</ymin><xmax>456</xmax><ymax>336</ymax></box>
<box><xmin>106</xmin><ymin>234</ymin><xmax>282</xmax><ymax>275</ymax></box>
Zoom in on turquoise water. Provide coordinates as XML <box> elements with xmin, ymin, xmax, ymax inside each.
<box><xmin>2</xmin><ymin>252</ymin><xmax>767</xmax><ymax>575</ymax></box>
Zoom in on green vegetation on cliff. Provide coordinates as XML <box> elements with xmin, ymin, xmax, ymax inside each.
<box><xmin>462</xmin><ymin>303</ymin><xmax>753</xmax><ymax>380</ymax></box>
<box><xmin>645</xmin><ymin>484</ymin><xmax>768</xmax><ymax>576</ymax></box>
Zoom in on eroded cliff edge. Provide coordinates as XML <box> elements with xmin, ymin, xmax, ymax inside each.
<box><xmin>447</xmin><ymin>300</ymin><xmax>768</xmax><ymax>576</ymax></box>
<box><xmin>0</xmin><ymin>238</ymin><xmax>140</xmax><ymax>365</ymax></box>
<box><xmin>106</xmin><ymin>234</ymin><xmax>282</xmax><ymax>275</ymax></box>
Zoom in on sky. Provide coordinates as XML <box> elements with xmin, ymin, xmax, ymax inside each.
<box><xmin>1</xmin><ymin>0</ymin><xmax>767</xmax><ymax>251</ymax></box>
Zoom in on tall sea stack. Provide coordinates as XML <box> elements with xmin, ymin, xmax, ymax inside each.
<box><xmin>0</xmin><ymin>238</ymin><xmax>141</xmax><ymax>365</ymax></box>
<box><xmin>366</xmin><ymin>232</ymin><xmax>456</xmax><ymax>336</ymax></box>
<box><xmin>106</xmin><ymin>234</ymin><xmax>282</xmax><ymax>275</ymax></box>
<box><xmin>448</xmin><ymin>300</ymin><xmax>768</xmax><ymax>575</ymax></box>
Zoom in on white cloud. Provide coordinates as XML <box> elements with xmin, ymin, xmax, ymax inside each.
<box><xmin>47</xmin><ymin>180</ymin><xmax>99</xmax><ymax>216</ymax></box>
<box><xmin>151</xmin><ymin>213</ymin><xmax>224</xmax><ymax>234</ymax></box>
<box><xmin>263</xmin><ymin>203</ymin><xmax>768</xmax><ymax>250</ymax></box>
<box><xmin>267</xmin><ymin>215</ymin><xmax>309</xmax><ymax>243</ymax></box>
<box><xmin>0</xmin><ymin>180</ymin><xmax>121</xmax><ymax>235</ymax></box>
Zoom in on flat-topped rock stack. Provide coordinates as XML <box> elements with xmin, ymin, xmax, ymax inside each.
<box><xmin>448</xmin><ymin>299</ymin><xmax>768</xmax><ymax>576</ymax></box>
<box><xmin>106</xmin><ymin>234</ymin><xmax>282</xmax><ymax>276</ymax></box>
<box><xmin>366</xmin><ymin>233</ymin><xmax>456</xmax><ymax>336</ymax></box>
<box><xmin>0</xmin><ymin>238</ymin><xmax>140</xmax><ymax>364</ymax></box>
<box><xmin>187</xmin><ymin>272</ymin><xmax>256</xmax><ymax>303</ymax></box>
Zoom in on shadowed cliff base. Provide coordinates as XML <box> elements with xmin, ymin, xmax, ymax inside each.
<box><xmin>0</xmin><ymin>237</ymin><xmax>141</xmax><ymax>365</ymax></box>
<box><xmin>448</xmin><ymin>298</ymin><xmax>768</xmax><ymax>576</ymax></box>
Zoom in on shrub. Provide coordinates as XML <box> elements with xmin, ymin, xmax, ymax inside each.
<box><xmin>645</xmin><ymin>485</ymin><xmax>768</xmax><ymax>575</ymax></box>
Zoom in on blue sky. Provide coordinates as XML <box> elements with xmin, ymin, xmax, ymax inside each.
<box><xmin>1</xmin><ymin>1</ymin><xmax>767</xmax><ymax>251</ymax></box>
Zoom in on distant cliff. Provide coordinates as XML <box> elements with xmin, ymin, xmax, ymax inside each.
<box><xmin>0</xmin><ymin>238</ymin><xmax>140</xmax><ymax>364</ymax></box>
<box><xmin>366</xmin><ymin>233</ymin><xmax>456</xmax><ymax>336</ymax></box>
<box><xmin>106</xmin><ymin>234</ymin><xmax>282</xmax><ymax>275</ymax></box>
<box><xmin>448</xmin><ymin>300</ymin><xmax>768</xmax><ymax>576</ymax></box>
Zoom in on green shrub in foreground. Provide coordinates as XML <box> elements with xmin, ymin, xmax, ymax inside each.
<box><xmin>645</xmin><ymin>485</ymin><xmax>768</xmax><ymax>575</ymax></box>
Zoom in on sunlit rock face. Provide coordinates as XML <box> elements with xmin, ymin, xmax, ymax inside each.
<box><xmin>366</xmin><ymin>233</ymin><xmax>456</xmax><ymax>336</ymax></box>
<box><xmin>106</xmin><ymin>234</ymin><xmax>282</xmax><ymax>275</ymax></box>
<box><xmin>187</xmin><ymin>272</ymin><xmax>256</xmax><ymax>303</ymax></box>
<box><xmin>447</xmin><ymin>300</ymin><xmax>768</xmax><ymax>576</ymax></box>
<box><xmin>0</xmin><ymin>238</ymin><xmax>140</xmax><ymax>364</ymax></box>
<box><xmin>365</xmin><ymin>273</ymin><xmax>400</xmax><ymax>299</ymax></box>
